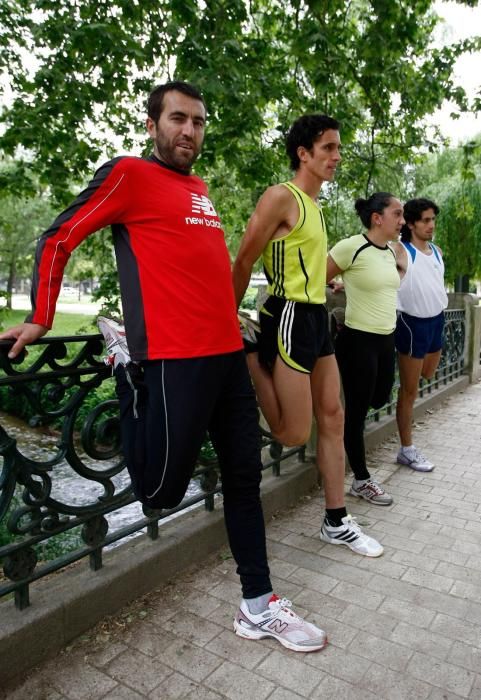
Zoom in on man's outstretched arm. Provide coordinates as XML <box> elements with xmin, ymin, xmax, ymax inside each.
<box><xmin>0</xmin><ymin>159</ymin><xmax>130</xmax><ymax>358</ymax></box>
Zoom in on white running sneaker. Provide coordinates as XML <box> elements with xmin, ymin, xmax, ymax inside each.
<box><xmin>349</xmin><ymin>478</ymin><xmax>393</xmax><ymax>506</ymax></box>
<box><xmin>97</xmin><ymin>316</ymin><xmax>131</xmax><ymax>368</ymax></box>
<box><xmin>397</xmin><ymin>446</ymin><xmax>434</xmax><ymax>472</ymax></box>
<box><xmin>320</xmin><ymin>515</ymin><xmax>383</xmax><ymax>557</ymax></box>
<box><xmin>234</xmin><ymin>594</ymin><xmax>327</xmax><ymax>652</ymax></box>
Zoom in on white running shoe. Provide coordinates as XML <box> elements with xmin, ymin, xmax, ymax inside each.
<box><xmin>349</xmin><ymin>478</ymin><xmax>393</xmax><ymax>506</ymax></box>
<box><xmin>97</xmin><ymin>316</ymin><xmax>131</xmax><ymax>368</ymax></box>
<box><xmin>320</xmin><ymin>515</ymin><xmax>383</xmax><ymax>557</ymax></box>
<box><xmin>397</xmin><ymin>446</ymin><xmax>434</xmax><ymax>472</ymax></box>
<box><xmin>234</xmin><ymin>594</ymin><xmax>327</xmax><ymax>652</ymax></box>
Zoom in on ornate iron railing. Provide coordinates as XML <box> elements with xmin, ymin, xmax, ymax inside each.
<box><xmin>0</xmin><ymin>336</ymin><xmax>304</xmax><ymax>610</ymax></box>
<box><xmin>0</xmin><ymin>307</ymin><xmax>469</xmax><ymax>610</ymax></box>
<box><xmin>367</xmin><ymin>308</ymin><xmax>466</xmax><ymax>423</ymax></box>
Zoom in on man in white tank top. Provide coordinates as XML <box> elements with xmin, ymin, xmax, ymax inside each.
<box><xmin>393</xmin><ymin>198</ymin><xmax>447</xmax><ymax>472</ymax></box>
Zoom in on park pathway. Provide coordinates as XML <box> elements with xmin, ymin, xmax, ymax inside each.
<box><xmin>4</xmin><ymin>380</ymin><xmax>481</xmax><ymax>700</ymax></box>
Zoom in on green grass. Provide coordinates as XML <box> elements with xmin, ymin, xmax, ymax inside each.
<box><xmin>0</xmin><ymin>308</ymin><xmax>107</xmax><ymax>421</ymax></box>
<box><xmin>1</xmin><ymin>309</ymin><xmax>98</xmax><ymax>336</ymax></box>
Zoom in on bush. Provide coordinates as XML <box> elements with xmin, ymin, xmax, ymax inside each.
<box><xmin>239</xmin><ymin>286</ymin><xmax>258</xmax><ymax>311</ymax></box>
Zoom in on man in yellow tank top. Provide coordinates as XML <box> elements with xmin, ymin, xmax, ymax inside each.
<box><xmin>233</xmin><ymin>115</ymin><xmax>383</xmax><ymax>558</ymax></box>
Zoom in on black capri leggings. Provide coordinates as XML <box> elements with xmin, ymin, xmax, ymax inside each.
<box><xmin>335</xmin><ymin>326</ymin><xmax>395</xmax><ymax>480</ymax></box>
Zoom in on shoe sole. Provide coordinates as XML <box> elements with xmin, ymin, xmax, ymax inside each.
<box><xmin>348</xmin><ymin>487</ymin><xmax>393</xmax><ymax>506</ymax></box>
<box><xmin>396</xmin><ymin>458</ymin><xmax>434</xmax><ymax>472</ymax></box>
<box><xmin>320</xmin><ymin>531</ymin><xmax>384</xmax><ymax>557</ymax></box>
<box><xmin>233</xmin><ymin>619</ymin><xmax>327</xmax><ymax>652</ymax></box>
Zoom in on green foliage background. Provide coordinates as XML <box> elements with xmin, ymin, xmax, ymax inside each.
<box><xmin>0</xmin><ymin>0</ymin><xmax>480</xmax><ymax>294</ymax></box>
<box><xmin>412</xmin><ymin>137</ymin><xmax>481</xmax><ymax>285</ymax></box>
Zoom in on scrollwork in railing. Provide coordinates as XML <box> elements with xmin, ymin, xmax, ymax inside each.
<box><xmin>366</xmin><ymin>308</ymin><xmax>466</xmax><ymax>423</ymax></box>
<box><xmin>438</xmin><ymin>309</ymin><xmax>465</xmax><ymax>372</ymax></box>
<box><xmin>0</xmin><ymin>337</ymin><xmax>132</xmax><ymax>541</ymax></box>
<box><xmin>0</xmin><ymin>336</ymin><xmax>107</xmax><ymax>425</ymax></box>
<box><xmin>3</xmin><ymin>547</ymin><xmax>37</xmax><ymax>581</ymax></box>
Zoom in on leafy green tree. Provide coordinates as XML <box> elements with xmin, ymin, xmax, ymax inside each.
<box><xmin>1</xmin><ymin>0</ymin><xmax>480</xmax><ymax>306</ymax></box>
<box><xmin>410</xmin><ymin>137</ymin><xmax>481</xmax><ymax>288</ymax></box>
<box><xmin>1</xmin><ymin>0</ymin><xmax>479</xmax><ymax>208</ymax></box>
<box><xmin>0</xmin><ymin>191</ymin><xmax>53</xmax><ymax>309</ymax></box>
<box><xmin>64</xmin><ymin>256</ymin><xmax>95</xmax><ymax>298</ymax></box>
<box><xmin>433</xmin><ymin>142</ymin><xmax>481</xmax><ymax>288</ymax></box>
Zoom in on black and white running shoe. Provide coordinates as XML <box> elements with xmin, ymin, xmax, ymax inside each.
<box><xmin>320</xmin><ymin>514</ymin><xmax>383</xmax><ymax>557</ymax></box>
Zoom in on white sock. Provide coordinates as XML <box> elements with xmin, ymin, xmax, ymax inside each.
<box><xmin>353</xmin><ymin>477</ymin><xmax>370</xmax><ymax>487</ymax></box>
<box><xmin>401</xmin><ymin>445</ymin><xmax>415</xmax><ymax>453</ymax></box>
<box><xmin>245</xmin><ymin>592</ymin><xmax>273</xmax><ymax>615</ymax></box>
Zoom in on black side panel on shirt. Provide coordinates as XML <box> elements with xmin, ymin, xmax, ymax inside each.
<box><xmin>112</xmin><ymin>223</ymin><xmax>148</xmax><ymax>360</ymax></box>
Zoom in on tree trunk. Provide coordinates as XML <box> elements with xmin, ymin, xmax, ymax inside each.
<box><xmin>454</xmin><ymin>275</ymin><xmax>470</xmax><ymax>293</ymax></box>
<box><xmin>6</xmin><ymin>259</ymin><xmax>16</xmax><ymax>310</ymax></box>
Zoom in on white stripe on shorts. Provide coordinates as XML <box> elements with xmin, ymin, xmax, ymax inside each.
<box><xmin>280</xmin><ymin>300</ymin><xmax>295</xmax><ymax>355</ymax></box>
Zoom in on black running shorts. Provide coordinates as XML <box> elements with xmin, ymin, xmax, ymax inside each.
<box><xmin>258</xmin><ymin>296</ymin><xmax>334</xmax><ymax>374</ymax></box>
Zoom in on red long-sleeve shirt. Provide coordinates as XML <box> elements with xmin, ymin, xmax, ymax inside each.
<box><xmin>28</xmin><ymin>155</ymin><xmax>242</xmax><ymax>361</ymax></box>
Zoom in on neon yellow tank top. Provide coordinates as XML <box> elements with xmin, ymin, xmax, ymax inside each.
<box><xmin>262</xmin><ymin>182</ymin><xmax>327</xmax><ymax>304</ymax></box>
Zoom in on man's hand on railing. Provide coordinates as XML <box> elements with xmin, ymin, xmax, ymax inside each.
<box><xmin>0</xmin><ymin>323</ymin><xmax>48</xmax><ymax>359</ymax></box>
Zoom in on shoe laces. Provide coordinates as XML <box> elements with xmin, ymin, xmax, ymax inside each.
<box><xmin>344</xmin><ymin>515</ymin><xmax>362</xmax><ymax>535</ymax></box>
<box><xmin>270</xmin><ymin>596</ymin><xmax>301</xmax><ymax>621</ymax></box>
<box><xmin>365</xmin><ymin>479</ymin><xmax>385</xmax><ymax>496</ymax></box>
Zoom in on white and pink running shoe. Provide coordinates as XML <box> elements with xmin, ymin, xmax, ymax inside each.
<box><xmin>97</xmin><ymin>316</ymin><xmax>130</xmax><ymax>369</ymax></box>
<box><xmin>234</xmin><ymin>594</ymin><xmax>327</xmax><ymax>652</ymax></box>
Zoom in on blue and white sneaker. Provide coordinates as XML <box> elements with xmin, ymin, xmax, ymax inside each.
<box><xmin>320</xmin><ymin>515</ymin><xmax>383</xmax><ymax>557</ymax></box>
<box><xmin>397</xmin><ymin>446</ymin><xmax>434</xmax><ymax>472</ymax></box>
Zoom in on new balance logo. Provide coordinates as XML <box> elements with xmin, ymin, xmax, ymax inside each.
<box><xmin>185</xmin><ymin>193</ymin><xmax>222</xmax><ymax>228</ymax></box>
<box><xmin>266</xmin><ymin>619</ymin><xmax>288</xmax><ymax>634</ymax></box>
<box><xmin>191</xmin><ymin>193</ymin><xmax>217</xmax><ymax>217</ymax></box>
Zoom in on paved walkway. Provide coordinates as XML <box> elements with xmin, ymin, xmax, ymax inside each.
<box><xmin>5</xmin><ymin>381</ymin><xmax>481</xmax><ymax>700</ymax></box>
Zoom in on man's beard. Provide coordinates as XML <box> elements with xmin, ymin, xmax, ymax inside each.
<box><xmin>154</xmin><ymin>134</ymin><xmax>200</xmax><ymax>173</ymax></box>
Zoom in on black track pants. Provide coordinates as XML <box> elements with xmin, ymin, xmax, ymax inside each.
<box><xmin>335</xmin><ymin>326</ymin><xmax>395</xmax><ymax>480</ymax></box>
<box><xmin>115</xmin><ymin>350</ymin><xmax>271</xmax><ymax>599</ymax></box>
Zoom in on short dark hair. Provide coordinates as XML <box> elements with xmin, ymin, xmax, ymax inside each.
<box><xmin>147</xmin><ymin>81</ymin><xmax>206</xmax><ymax>123</ymax></box>
<box><xmin>286</xmin><ymin>114</ymin><xmax>340</xmax><ymax>170</ymax></box>
<box><xmin>354</xmin><ymin>192</ymin><xmax>395</xmax><ymax>229</ymax></box>
<box><xmin>401</xmin><ymin>197</ymin><xmax>440</xmax><ymax>242</ymax></box>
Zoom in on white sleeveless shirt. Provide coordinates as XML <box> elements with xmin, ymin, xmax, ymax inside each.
<box><xmin>397</xmin><ymin>241</ymin><xmax>448</xmax><ymax>318</ymax></box>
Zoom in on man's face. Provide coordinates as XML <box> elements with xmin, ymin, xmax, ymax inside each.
<box><xmin>146</xmin><ymin>90</ymin><xmax>206</xmax><ymax>172</ymax></box>
<box><xmin>409</xmin><ymin>208</ymin><xmax>436</xmax><ymax>242</ymax></box>
<box><xmin>299</xmin><ymin>129</ymin><xmax>342</xmax><ymax>182</ymax></box>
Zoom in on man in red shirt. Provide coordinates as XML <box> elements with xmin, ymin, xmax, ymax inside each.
<box><xmin>0</xmin><ymin>82</ymin><xmax>327</xmax><ymax>653</ymax></box>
